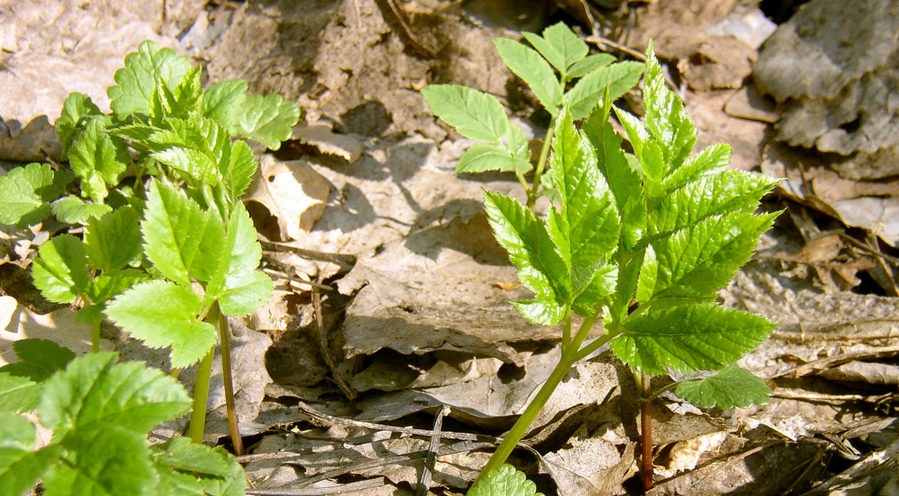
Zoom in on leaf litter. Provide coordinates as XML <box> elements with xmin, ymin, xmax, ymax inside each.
<box><xmin>1</xmin><ymin>0</ymin><xmax>898</xmax><ymax>494</ymax></box>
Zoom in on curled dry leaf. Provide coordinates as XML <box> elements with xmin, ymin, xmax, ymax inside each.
<box><xmin>246</xmin><ymin>155</ymin><xmax>330</xmax><ymax>241</ymax></box>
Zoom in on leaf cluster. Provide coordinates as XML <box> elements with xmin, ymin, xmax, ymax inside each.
<box><xmin>0</xmin><ymin>339</ymin><xmax>245</xmax><ymax>496</ymax></box>
<box><xmin>0</xmin><ymin>40</ymin><xmax>299</xmax><ymax>367</ymax></box>
<box><xmin>421</xmin><ymin>23</ymin><xmax>643</xmax><ymax>185</ymax></box>
<box><xmin>494</xmin><ymin>44</ymin><xmax>778</xmax><ymax>390</ymax></box>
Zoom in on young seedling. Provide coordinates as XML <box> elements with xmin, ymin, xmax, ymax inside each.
<box><xmin>422</xmin><ymin>25</ymin><xmax>779</xmax><ymax>492</ymax></box>
<box><xmin>0</xmin><ymin>40</ymin><xmax>300</xmax><ymax>453</ymax></box>
<box><xmin>0</xmin><ymin>339</ymin><xmax>246</xmax><ymax>495</ymax></box>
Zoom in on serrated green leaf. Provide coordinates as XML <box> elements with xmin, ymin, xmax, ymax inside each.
<box><xmin>222</xmin><ymin>140</ymin><xmax>257</xmax><ymax>202</ymax></box>
<box><xmin>675</xmin><ymin>365</ymin><xmax>772</xmax><ymax>409</ymax></box>
<box><xmin>150</xmin><ymin>437</ymin><xmax>248</xmax><ymax>496</ymax></box>
<box><xmin>84</xmin><ymin>206</ymin><xmax>142</xmax><ymax>271</ymax></box>
<box><xmin>56</xmin><ymin>92</ymin><xmax>102</xmax><ymax>159</ymax></box>
<box><xmin>209</xmin><ymin>203</ymin><xmax>272</xmax><ymax>316</ymax></box>
<box><xmin>0</xmin><ymin>443</ymin><xmax>62</xmax><ymax>496</ymax></box>
<box><xmin>0</xmin><ymin>339</ymin><xmax>75</xmax><ymax>413</ymax></box>
<box><xmin>566</xmin><ymin>61</ymin><xmax>643</xmax><ymax>120</ymax></box>
<box><xmin>108</xmin><ymin>40</ymin><xmax>193</xmax><ymax>119</ymax></box>
<box><xmin>541</xmin><ymin>22</ymin><xmax>589</xmax><ymax>73</ymax></box>
<box><xmin>105</xmin><ymin>281</ymin><xmax>217</xmax><ymax>368</ymax></box>
<box><xmin>642</xmin><ymin>43</ymin><xmax>695</xmax><ymax>172</ymax></box>
<box><xmin>467</xmin><ymin>464</ymin><xmax>544</xmax><ymax>496</ymax></box>
<box><xmin>637</xmin><ymin>212</ymin><xmax>778</xmax><ymax>301</ymax></box>
<box><xmin>583</xmin><ymin>104</ymin><xmax>646</xmax><ymax>250</ymax></box>
<box><xmin>649</xmin><ymin>170</ymin><xmax>780</xmax><ymax>240</ymax></box>
<box><xmin>31</xmin><ymin>235</ymin><xmax>89</xmax><ymax>304</ymax></box>
<box><xmin>0</xmin><ymin>163</ymin><xmax>71</xmax><ymax>226</ymax></box>
<box><xmin>566</xmin><ymin>53</ymin><xmax>615</xmax><ymax>80</ymax></box>
<box><xmin>42</xmin><ymin>427</ymin><xmax>156</xmax><ymax>496</ymax></box>
<box><xmin>421</xmin><ymin>85</ymin><xmax>510</xmax><ymax>142</ymax></box>
<box><xmin>0</xmin><ymin>414</ymin><xmax>35</xmax><ymax>451</ymax></box>
<box><xmin>545</xmin><ymin>109</ymin><xmax>619</xmax><ymax>290</ymax></box>
<box><xmin>142</xmin><ymin>180</ymin><xmax>227</xmax><ymax>285</ymax></box>
<box><xmin>204</xmin><ymin>79</ymin><xmax>249</xmax><ymax>131</ymax></box>
<box><xmin>662</xmin><ymin>143</ymin><xmax>730</xmax><ymax>191</ymax></box>
<box><xmin>234</xmin><ymin>93</ymin><xmax>300</xmax><ymax>150</ymax></box>
<box><xmin>494</xmin><ymin>38</ymin><xmax>563</xmax><ymax>114</ymax></box>
<box><xmin>51</xmin><ymin>195</ymin><xmax>113</xmax><ymax>224</ymax></box>
<box><xmin>457</xmin><ymin>144</ymin><xmax>522</xmax><ymax>174</ymax></box>
<box><xmin>145</xmin><ymin>115</ymin><xmax>228</xmax><ymax>186</ymax></box>
<box><xmin>69</xmin><ymin>116</ymin><xmax>130</xmax><ymax>202</ymax></box>
<box><xmin>153</xmin><ymin>437</ymin><xmax>231</xmax><ymax>479</ymax></box>
<box><xmin>484</xmin><ymin>191</ymin><xmax>569</xmax><ymax>324</ymax></box>
<box><xmin>521</xmin><ymin>32</ymin><xmax>565</xmax><ymax>76</ymax></box>
<box><xmin>165</xmin><ymin>64</ymin><xmax>203</xmax><ymax>118</ymax></box>
<box><xmin>39</xmin><ymin>352</ymin><xmax>191</xmax><ymax>433</ymax></box>
<box><xmin>612</xmin><ymin>302</ymin><xmax>775</xmax><ymax>374</ymax></box>
<box><xmin>85</xmin><ymin>269</ymin><xmax>152</xmax><ymax>307</ymax></box>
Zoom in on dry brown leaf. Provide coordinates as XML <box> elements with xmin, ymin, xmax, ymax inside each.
<box><xmin>246</xmin><ymin>156</ymin><xmax>330</xmax><ymax>241</ymax></box>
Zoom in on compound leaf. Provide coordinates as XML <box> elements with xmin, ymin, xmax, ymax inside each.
<box><xmin>675</xmin><ymin>365</ymin><xmax>772</xmax><ymax>409</ymax></box>
<box><xmin>234</xmin><ymin>93</ymin><xmax>300</xmax><ymax>150</ymax></box>
<box><xmin>612</xmin><ymin>302</ymin><xmax>775</xmax><ymax>374</ymax></box>
<box><xmin>468</xmin><ymin>464</ymin><xmax>544</xmax><ymax>496</ymax></box>
<box><xmin>32</xmin><ymin>235</ymin><xmax>89</xmax><ymax>304</ymax></box>
<box><xmin>105</xmin><ymin>281</ymin><xmax>217</xmax><ymax>368</ymax></box>
<box><xmin>494</xmin><ymin>38</ymin><xmax>562</xmax><ymax>114</ymax></box>
<box><xmin>421</xmin><ymin>85</ymin><xmax>509</xmax><ymax>142</ymax></box>
<box><xmin>142</xmin><ymin>180</ymin><xmax>226</xmax><ymax>285</ymax></box>
<box><xmin>108</xmin><ymin>40</ymin><xmax>193</xmax><ymax>119</ymax></box>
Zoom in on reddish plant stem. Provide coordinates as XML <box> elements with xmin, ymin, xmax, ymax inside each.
<box><xmin>640</xmin><ymin>373</ymin><xmax>654</xmax><ymax>491</ymax></box>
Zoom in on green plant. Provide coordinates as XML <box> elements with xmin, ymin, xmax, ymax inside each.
<box><xmin>422</xmin><ymin>22</ymin><xmax>643</xmax><ymax>210</ymax></box>
<box><xmin>422</xmin><ymin>25</ymin><xmax>779</xmax><ymax>492</ymax></box>
<box><xmin>0</xmin><ymin>39</ymin><xmax>299</xmax><ymax>458</ymax></box>
<box><xmin>0</xmin><ymin>338</ymin><xmax>246</xmax><ymax>495</ymax></box>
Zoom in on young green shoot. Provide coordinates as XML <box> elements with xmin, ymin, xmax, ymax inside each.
<box><xmin>422</xmin><ymin>29</ymin><xmax>779</xmax><ymax>492</ymax></box>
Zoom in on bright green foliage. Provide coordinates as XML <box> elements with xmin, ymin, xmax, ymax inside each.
<box><xmin>105</xmin><ymin>281</ymin><xmax>217</xmax><ymax>368</ymax></box>
<box><xmin>422</xmin><ymin>22</ymin><xmax>643</xmax><ymax>200</ymax></box>
<box><xmin>0</xmin><ymin>39</ymin><xmax>293</xmax><ymax>365</ymax></box>
<box><xmin>0</xmin><ymin>163</ymin><xmax>72</xmax><ymax>226</ymax></box>
<box><xmin>0</xmin><ymin>342</ymin><xmax>246</xmax><ymax>496</ymax></box>
<box><xmin>675</xmin><ymin>365</ymin><xmax>773</xmax><ymax>409</ymax></box>
<box><xmin>485</xmin><ymin>42</ymin><xmax>779</xmax><ymax>384</ymax></box>
<box><xmin>432</xmin><ymin>40</ymin><xmax>780</xmax><ymax>482</ymax></box>
<box><xmin>0</xmin><ymin>339</ymin><xmax>75</xmax><ymax>412</ymax></box>
<box><xmin>141</xmin><ymin>181</ymin><xmax>227</xmax><ymax>286</ymax></box>
<box><xmin>467</xmin><ymin>464</ymin><xmax>544</xmax><ymax>496</ymax></box>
